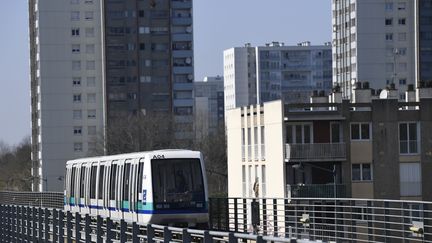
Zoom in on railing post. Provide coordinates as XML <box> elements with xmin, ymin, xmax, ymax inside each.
<box><xmin>66</xmin><ymin>211</ymin><xmax>72</xmax><ymax>243</ymax></box>
<box><xmin>146</xmin><ymin>224</ymin><xmax>154</xmax><ymax>243</ymax></box>
<box><xmin>96</xmin><ymin>215</ymin><xmax>103</xmax><ymax>243</ymax></box>
<box><xmin>75</xmin><ymin>212</ymin><xmax>81</xmax><ymax>242</ymax></box>
<box><xmin>58</xmin><ymin>209</ymin><xmax>64</xmax><ymax>243</ymax></box>
<box><xmin>132</xmin><ymin>222</ymin><xmax>139</xmax><ymax>243</ymax></box>
<box><xmin>106</xmin><ymin>217</ymin><xmax>113</xmax><ymax>242</ymax></box>
<box><xmin>120</xmin><ymin>219</ymin><xmax>127</xmax><ymax>243</ymax></box>
<box><xmin>85</xmin><ymin>214</ymin><xmax>91</xmax><ymax>243</ymax></box>
<box><xmin>38</xmin><ymin>207</ymin><xmax>43</xmax><ymax>242</ymax></box>
<box><xmin>234</xmin><ymin>198</ymin><xmax>238</xmax><ymax>232</ymax></box>
<box><xmin>228</xmin><ymin>232</ymin><xmax>236</xmax><ymax>243</ymax></box>
<box><xmin>182</xmin><ymin>228</ymin><xmax>191</xmax><ymax>243</ymax></box>
<box><xmin>32</xmin><ymin>207</ymin><xmax>37</xmax><ymax>242</ymax></box>
<box><xmin>163</xmin><ymin>226</ymin><xmax>172</xmax><ymax>243</ymax></box>
<box><xmin>203</xmin><ymin>230</ymin><xmax>212</xmax><ymax>243</ymax></box>
<box><xmin>44</xmin><ymin>207</ymin><xmax>50</xmax><ymax>242</ymax></box>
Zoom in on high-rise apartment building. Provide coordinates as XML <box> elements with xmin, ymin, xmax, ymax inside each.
<box><xmin>332</xmin><ymin>0</ymin><xmax>428</xmax><ymax>100</ymax></box>
<box><xmin>29</xmin><ymin>0</ymin><xmax>194</xmax><ymax>191</ymax></box>
<box><xmin>194</xmin><ymin>76</ymin><xmax>224</xmax><ymax>140</ymax></box>
<box><xmin>223</xmin><ymin>42</ymin><xmax>332</xmax><ymax>111</ymax></box>
<box><xmin>104</xmin><ymin>0</ymin><xmax>194</xmax><ymax>140</ymax></box>
<box><xmin>29</xmin><ymin>0</ymin><xmax>104</xmax><ymax>191</ymax></box>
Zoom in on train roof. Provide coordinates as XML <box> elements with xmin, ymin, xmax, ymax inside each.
<box><xmin>66</xmin><ymin>149</ymin><xmax>201</xmax><ymax>165</ymax></box>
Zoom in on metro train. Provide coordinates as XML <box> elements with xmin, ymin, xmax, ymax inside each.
<box><xmin>64</xmin><ymin>149</ymin><xmax>209</xmax><ymax>227</ymax></box>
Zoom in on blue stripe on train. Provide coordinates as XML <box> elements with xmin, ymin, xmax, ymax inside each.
<box><xmin>69</xmin><ymin>204</ymin><xmax>207</xmax><ymax>214</ymax></box>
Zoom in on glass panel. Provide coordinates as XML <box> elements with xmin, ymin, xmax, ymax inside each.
<box><xmin>361</xmin><ymin>124</ymin><xmax>370</xmax><ymax>139</ymax></box>
<box><xmin>351</xmin><ymin>124</ymin><xmax>360</xmax><ymax>140</ymax></box>
<box><xmin>362</xmin><ymin>164</ymin><xmax>372</xmax><ymax>180</ymax></box>
<box><xmin>399</xmin><ymin>123</ymin><xmax>408</xmax><ymax>141</ymax></box>
<box><xmin>71</xmin><ymin>167</ymin><xmax>76</xmax><ymax>198</ymax></box>
<box><xmin>98</xmin><ymin>166</ymin><xmax>104</xmax><ymax>200</ymax></box>
<box><xmin>110</xmin><ymin>164</ymin><xmax>117</xmax><ymax>200</ymax></box>
<box><xmin>80</xmin><ymin>167</ymin><xmax>86</xmax><ymax>198</ymax></box>
<box><xmin>123</xmin><ymin>163</ymin><xmax>131</xmax><ymax>201</ymax></box>
<box><xmin>90</xmin><ymin>165</ymin><xmax>97</xmax><ymax>199</ymax></box>
<box><xmin>295</xmin><ymin>125</ymin><xmax>302</xmax><ymax>143</ymax></box>
<box><xmin>352</xmin><ymin>164</ymin><xmax>361</xmax><ymax>181</ymax></box>
<box><xmin>152</xmin><ymin>159</ymin><xmax>205</xmax><ymax>207</ymax></box>
<box><xmin>409</xmin><ymin>123</ymin><xmax>417</xmax><ymax>141</ymax></box>
<box><xmin>304</xmin><ymin>125</ymin><xmax>311</xmax><ymax>144</ymax></box>
<box><xmin>331</xmin><ymin>123</ymin><xmax>340</xmax><ymax>143</ymax></box>
<box><xmin>400</xmin><ymin>141</ymin><xmax>408</xmax><ymax>154</ymax></box>
<box><xmin>409</xmin><ymin>141</ymin><xmax>418</xmax><ymax>154</ymax></box>
<box><xmin>286</xmin><ymin>125</ymin><xmax>293</xmax><ymax>143</ymax></box>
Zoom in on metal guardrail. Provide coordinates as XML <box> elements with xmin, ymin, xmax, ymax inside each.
<box><xmin>209</xmin><ymin>197</ymin><xmax>432</xmax><ymax>242</ymax></box>
<box><xmin>285</xmin><ymin>143</ymin><xmax>346</xmax><ymax>161</ymax></box>
<box><xmin>0</xmin><ymin>191</ymin><xmax>63</xmax><ymax>209</ymax></box>
<box><xmin>0</xmin><ymin>204</ymin><xmax>303</xmax><ymax>243</ymax></box>
<box><xmin>287</xmin><ymin>184</ymin><xmax>347</xmax><ymax>198</ymax></box>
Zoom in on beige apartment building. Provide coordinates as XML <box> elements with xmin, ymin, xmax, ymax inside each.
<box><xmin>226</xmin><ymin>83</ymin><xmax>432</xmax><ymax>201</ymax></box>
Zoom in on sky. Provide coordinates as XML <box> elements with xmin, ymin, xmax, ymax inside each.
<box><xmin>0</xmin><ymin>0</ymin><xmax>331</xmax><ymax>146</ymax></box>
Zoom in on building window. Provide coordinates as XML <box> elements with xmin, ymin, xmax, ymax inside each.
<box><xmin>398</xmin><ymin>2</ymin><xmax>406</xmax><ymax>10</ymax></box>
<box><xmin>261</xmin><ymin>126</ymin><xmax>265</xmax><ymax>160</ymax></box>
<box><xmin>261</xmin><ymin>165</ymin><xmax>266</xmax><ymax>196</ymax></box>
<box><xmin>85</xmin><ymin>28</ymin><xmax>95</xmax><ymax>37</ymax></box>
<box><xmin>73</xmin><ymin>94</ymin><xmax>81</xmax><ymax>102</ymax></box>
<box><xmin>254</xmin><ymin>127</ymin><xmax>258</xmax><ymax>160</ymax></box>
<box><xmin>72</xmin><ymin>77</ymin><xmax>81</xmax><ymax>86</ymax></box>
<box><xmin>73</xmin><ymin>110</ymin><xmax>82</xmax><ymax>120</ymax></box>
<box><xmin>87</xmin><ymin>77</ymin><xmax>96</xmax><ymax>87</ymax></box>
<box><xmin>86</xmin><ymin>61</ymin><xmax>95</xmax><ymax>70</ymax></box>
<box><xmin>71</xmin><ymin>28</ymin><xmax>80</xmax><ymax>36</ymax></box>
<box><xmin>385</xmin><ymin>2</ymin><xmax>393</xmax><ymax>11</ymax></box>
<box><xmin>351</xmin><ymin>123</ymin><xmax>371</xmax><ymax>140</ymax></box>
<box><xmin>242</xmin><ymin>166</ymin><xmax>246</xmax><ymax>197</ymax></box>
<box><xmin>71</xmin><ymin>11</ymin><xmax>80</xmax><ymax>21</ymax></box>
<box><xmin>352</xmin><ymin>163</ymin><xmax>372</xmax><ymax>181</ymax></box>
<box><xmin>84</xmin><ymin>0</ymin><xmax>93</xmax><ymax>4</ymax></box>
<box><xmin>398</xmin><ymin>48</ymin><xmax>407</xmax><ymax>55</ymax></box>
<box><xmin>74</xmin><ymin>143</ymin><xmax>83</xmax><ymax>152</ymax></box>
<box><xmin>400</xmin><ymin>163</ymin><xmax>421</xmax><ymax>196</ymax></box>
<box><xmin>72</xmin><ymin>44</ymin><xmax>80</xmax><ymax>53</ymax></box>
<box><xmin>139</xmin><ymin>26</ymin><xmax>150</xmax><ymax>34</ymax></box>
<box><xmin>385</xmin><ymin>33</ymin><xmax>393</xmax><ymax>41</ymax></box>
<box><xmin>73</xmin><ymin>126</ymin><xmax>82</xmax><ymax>135</ymax></box>
<box><xmin>87</xmin><ymin>93</ymin><xmax>96</xmax><ymax>103</ymax></box>
<box><xmin>400</xmin><ymin>93</ymin><xmax>406</xmax><ymax>100</ymax></box>
<box><xmin>286</xmin><ymin>124</ymin><xmax>312</xmax><ymax>144</ymax></box>
<box><xmin>86</xmin><ymin>44</ymin><xmax>95</xmax><ymax>54</ymax></box>
<box><xmin>398</xmin><ymin>18</ymin><xmax>406</xmax><ymax>25</ymax></box>
<box><xmin>399</xmin><ymin>122</ymin><xmax>419</xmax><ymax>154</ymax></box>
<box><xmin>88</xmin><ymin>126</ymin><xmax>96</xmax><ymax>135</ymax></box>
<box><xmin>87</xmin><ymin>109</ymin><xmax>96</xmax><ymax>119</ymax></box>
<box><xmin>399</xmin><ymin>79</ymin><xmax>407</xmax><ymax>85</ymax></box>
<box><xmin>72</xmin><ymin>61</ymin><xmax>81</xmax><ymax>71</ymax></box>
<box><xmin>385</xmin><ymin>18</ymin><xmax>393</xmax><ymax>26</ymax></box>
<box><xmin>84</xmin><ymin>11</ymin><xmax>94</xmax><ymax>20</ymax></box>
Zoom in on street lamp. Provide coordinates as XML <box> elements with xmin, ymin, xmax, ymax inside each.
<box><xmin>292</xmin><ymin>163</ymin><xmax>337</xmax><ymax>198</ymax></box>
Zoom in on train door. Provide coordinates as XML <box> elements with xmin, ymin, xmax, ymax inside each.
<box><xmin>104</xmin><ymin>162</ymin><xmax>112</xmax><ymax>218</ymax></box>
<box><xmin>137</xmin><ymin>157</ymin><xmax>148</xmax><ymax>224</ymax></box>
<box><xmin>71</xmin><ymin>165</ymin><xmax>79</xmax><ymax>213</ymax></box>
<box><xmin>97</xmin><ymin>162</ymin><xmax>106</xmax><ymax>217</ymax></box>
<box><xmin>123</xmin><ymin>159</ymin><xmax>134</xmax><ymax>222</ymax></box>
<box><xmin>89</xmin><ymin>162</ymin><xmax>98</xmax><ymax>216</ymax></box>
<box><xmin>64</xmin><ymin>167</ymin><xmax>71</xmax><ymax>211</ymax></box>
<box><xmin>109</xmin><ymin>160</ymin><xmax>122</xmax><ymax>220</ymax></box>
<box><xmin>80</xmin><ymin>163</ymin><xmax>91</xmax><ymax>215</ymax></box>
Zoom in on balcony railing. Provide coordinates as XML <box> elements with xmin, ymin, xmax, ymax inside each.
<box><xmin>285</xmin><ymin>143</ymin><xmax>346</xmax><ymax>162</ymax></box>
<box><xmin>287</xmin><ymin>184</ymin><xmax>347</xmax><ymax>198</ymax></box>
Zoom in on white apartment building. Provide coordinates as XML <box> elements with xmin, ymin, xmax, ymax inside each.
<box><xmin>223</xmin><ymin>42</ymin><xmax>332</xmax><ymax>113</ymax></box>
<box><xmin>332</xmin><ymin>0</ymin><xmax>417</xmax><ymax>100</ymax></box>
<box><xmin>29</xmin><ymin>0</ymin><xmax>104</xmax><ymax>191</ymax></box>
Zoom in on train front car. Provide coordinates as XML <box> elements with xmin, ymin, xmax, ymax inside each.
<box><xmin>144</xmin><ymin>150</ymin><xmax>209</xmax><ymax>227</ymax></box>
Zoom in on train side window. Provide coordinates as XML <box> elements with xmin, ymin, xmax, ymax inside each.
<box><xmin>123</xmin><ymin>162</ymin><xmax>131</xmax><ymax>202</ymax></box>
<box><xmin>71</xmin><ymin>167</ymin><xmax>76</xmax><ymax>198</ymax></box>
<box><xmin>136</xmin><ymin>160</ymin><xmax>144</xmax><ymax>201</ymax></box>
<box><xmin>110</xmin><ymin>164</ymin><xmax>117</xmax><ymax>200</ymax></box>
<box><xmin>80</xmin><ymin>167</ymin><xmax>86</xmax><ymax>199</ymax></box>
<box><xmin>90</xmin><ymin>164</ymin><xmax>97</xmax><ymax>199</ymax></box>
<box><xmin>98</xmin><ymin>165</ymin><xmax>105</xmax><ymax>200</ymax></box>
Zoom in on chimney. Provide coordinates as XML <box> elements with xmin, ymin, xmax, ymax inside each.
<box><xmin>329</xmin><ymin>85</ymin><xmax>342</xmax><ymax>104</ymax></box>
<box><xmin>352</xmin><ymin>81</ymin><xmax>372</xmax><ymax>103</ymax></box>
<box><xmin>405</xmin><ymin>84</ymin><xmax>416</xmax><ymax>102</ymax></box>
<box><xmin>416</xmin><ymin>81</ymin><xmax>432</xmax><ymax>100</ymax></box>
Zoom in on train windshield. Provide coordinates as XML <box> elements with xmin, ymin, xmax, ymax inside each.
<box><xmin>152</xmin><ymin>158</ymin><xmax>205</xmax><ymax>207</ymax></box>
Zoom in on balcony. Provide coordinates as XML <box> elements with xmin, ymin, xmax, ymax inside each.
<box><xmin>172</xmin><ymin>17</ymin><xmax>192</xmax><ymax>26</ymax></box>
<box><xmin>287</xmin><ymin>184</ymin><xmax>347</xmax><ymax>198</ymax></box>
<box><xmin>171</xmin><ymin>0</ymin><xmax>192</xmax><ymax>9</ymax></box>
<box><xmin>285</xmin><ymin>143</ymin><xmax>346</xmax><ymax>162</ymax></box>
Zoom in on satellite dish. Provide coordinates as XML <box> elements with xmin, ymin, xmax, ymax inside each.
<box><xmin>187</xmin><ymin>74</ymin><xmax>193</xmax><ymax>81</ymax></box>
<box><xmin>186</xmin><ymin>26</ymin><xmax>192</xmax><ymax>33</ymax></box>
<box><xmin>185</xmin><ymin>57</ymin><xmax>192</xmax><ymax>64</ymax></box>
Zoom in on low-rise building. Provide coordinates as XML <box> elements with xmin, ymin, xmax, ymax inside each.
<box><xmin>226</xmin><ymin>83</ymin><xmax>432</xmax><ymax>200</ymax></box>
